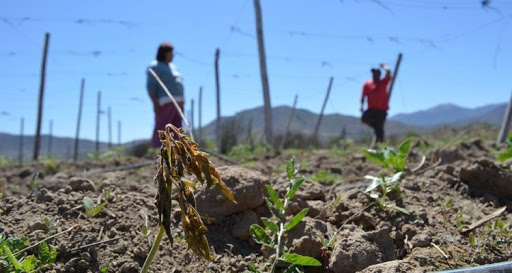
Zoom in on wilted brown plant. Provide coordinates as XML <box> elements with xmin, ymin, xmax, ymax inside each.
<box><xmin>141</xmin><ymin>124</ymin><xmax>235</xmax><ymax>273</ymax></box>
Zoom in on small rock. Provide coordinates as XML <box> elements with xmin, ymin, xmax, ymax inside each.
<box><xmin>232</xmin><ymin>210</ymin><xmax>259</xmax><ymax>240</ymax></box>
<box><xmin>113</xmin><ymin>243</ymin><xmax>128</xmax><ymax>254</ymax></box>
<box><xmin>68</xmin><ymin>177</ymin><xmax>96</xmax><ymax>192</ymax></box>
<box><xmin>27</xmin><ymin>220</ymin><xmax>47</xmax><ymax>233</ymax></box>
<box><xmin>36</xmin><ymin>188</ymin><xmax>55</xmax><ymax>202</ymax></box>
<box><xmin>411</xmin><ymin>233</ymin><xmax>431</xmax><ymax>248</ymax></box>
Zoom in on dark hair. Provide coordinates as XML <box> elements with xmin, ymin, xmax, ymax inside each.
<box><xmin>156</xmin><ymin>42</ymin><xmax>174</xmax><ymax>62</ymax></box>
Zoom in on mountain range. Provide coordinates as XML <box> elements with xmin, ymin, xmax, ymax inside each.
<box><xmin>0</xmin><ymin>102</ymin><xmax>507</xmax><ymax>161</ymax></box>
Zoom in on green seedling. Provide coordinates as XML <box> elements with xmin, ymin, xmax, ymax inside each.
<box><xmin>0</xmin><ymin>233</ymin><xmax>57</xmax><ymax>273</ymax></box>
<box><xmin>250</xmin><ymin>158</ymin><xmax>321</xmax><ymax>273</ymax></box>
<box><xmin>0</xmin><ymin>155</ymin><xmax>11</xmax><ymax>167</ymax></box>
<box><xmin>43</xmin><ymin>157</ymin><xmax>58</xmax><ymax>174</ymax></box>
<box><xmin>364</xmin><ymin>172</ymin><xmax>409</xmax><ymax>215</ymax></box>
<box><xmin>115</xmin><ymin>194</ymin><xmax>122</xmax><ymax>203</ymax></box>
<box><xmin>438</xmin><ymin>198</ymin><xmax>454</xmax><ymax>222</ymax></box>
<box><xmin>82</xmin><ymin>197</ymin><xmax>106</xmax><ymax>218</ymax></box>
<box><xmin>103</xmin><ymin>188</ymin><xmax>111</xmax><ymax>202</ymax></box>
<box><xmin>310</xmin><ymin>170</ymin><xmax>341</xmax><ymax>184</ymax></box>
<box><xmin>496</xmin><ymin>134</ymin><xmax>512</xmax><ymax>162</ymax></box>
<box><xmin>141</xmin><ymin>214</ymin><xmax>151</xmax><ymax>247</ymax></box>
<box><xmin>364</xmin><ymin>137</ymin><xmax>413</xmax><ymax>172</ymax></box>
<box><xmin>100</xmin><ymin>260</ymin><xmax>110</xmax><ymax>273</ymax></box>
<box><xmin>43</xmin><ymin>216</ymin><xmax>58</xmax><ymax>235</ymax></box>
<box><xmin>469</xmin><ymin>232</ymin><xmax>478</xmax><ymax>246</ymax></box>
<box><xmin>28</xmin><ymin>173</ymin><xmax>39</xmax><ymax>192</ymax></box>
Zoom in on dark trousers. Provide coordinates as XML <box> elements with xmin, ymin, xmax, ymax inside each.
<box><xmin>362</xmin><ymin>109</ymin><xmax>387</xmax><ymax>143</ymax></box>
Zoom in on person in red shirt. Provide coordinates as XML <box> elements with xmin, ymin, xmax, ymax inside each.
<box><xmin>360</xmin><ymin>63</ymin><xmax>392</xmax><ymax>143</ymax></box>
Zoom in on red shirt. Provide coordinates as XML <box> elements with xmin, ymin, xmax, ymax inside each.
<box><xmin>362</xmin><ymin>76</ymin><xmax>391</xmax><ymax>110</ymax></box>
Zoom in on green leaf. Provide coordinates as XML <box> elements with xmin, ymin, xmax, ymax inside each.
<box><xmin>281</xmin><ymin>253</ymin><xmax>321</xmax><ymax>266</ymax></box>
<box><xmin>389</xmin><ymin>204</ymin><xmax>410</xmax><ymax>215</ymax></box>
<box><xmin>398</xmin><ymin>137</ymin><xmax>413</xmax><ymax>158</ymax></box>
<box><xmin>88</xmin><ymin>202</ymin><xmax>107</xmax><ymax>218</ymax></box>
<box><xmin>265</xmin><ymin>185</ymin><xmax>284</xmax><ymax>211</ymax></box>
<box><xmin>22</xmin><ymin>255</ymin><xmax>37</xmax><ymax>272</ymax></box>
<box><xmin>2</xmin><ymin>245</ymin><xmax>22</xmax><ymax>271</ymax></box>
<box><xmin>364</xmin><ymin>149</ymin><xmax>388</xmax><ymax>169</ymax></box>
<box><xmin>250</xmin><ymin>224</ymin><xmax>274</xmax><ymax>248</ymax></box>
<box><xmin>387</xmin><ymin>172</ymin><xmax>403</xmax><ymax>185</ymax></box>
<box><xmin>247</xmin><ymin>264</ymin><xmax>261</xmax><ymax>273</ymax></box>
<box><xmin>469</xmin><ymin>232</ymin><xmax>477</xmax><ymax>246</ymax></box>
<box><xmin>364</xmin><ymin>175</ymin><xmax>382</xmax><ymax>193</ymax></box>
<box><xmin>285</xmin><ymin>178</ymin><xmax>304</xmax><ymax>200</ymax></box>
<box><xmin>284</xmin><ymin>208</ymin><xmax>309</xmax><ymax>232</ymax></box>
<box><xmin>261</xmin><ymin>217</ymin><xmax>278</xmax><ymax>234</ymax></box>
<box><xmin>38</xmin><ymin>241</ymin><xmax>56</xmax><ymax>264</ymax></box>
<box><xmin>43</xmin><ymin>217</ymin><xmax>51</xmax><ymax>229</ymax></box>
<box><xmin>286</xmin><ymin>158</ymin><xmax>296</xmax><ymax>181</ymax></box>
<box><xmin>497</xmin><ymin>148</ymin><xmax>512</xmax><ymax>162</ymax></box>
<box><xmin>265</xmin><ymin>198</ymin><xmax>284</xmax><ymax>222</ymax></box>
<box><xmin>83</xmin><ymin>197</ymin><xmax>95</xmax><ymax>212</ymax></box>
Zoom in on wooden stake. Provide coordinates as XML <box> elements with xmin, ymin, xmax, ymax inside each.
<box><xmin>280</xmin><ymin>95</ymin><xmax>298</xmax><ymax>151</ymax></box>
<box><xmin>254</xmin><ymin>0</ymin><xmax>273</xmax><ymax>144</ymax></box>
<box><xmin>215</xmin><ymin>49</ymin><xmax>222</xmax><ymax>152</ymax></box>
<box><xmin>497</xmin><ymin>91</ymin><xmax>512</xmax><ymax>144</ymax></box>
<box><xmin>74</xmin><ymin>78</ymin><xmax>84</xmax><ymax>162</ymax></box>
<box><xmin>198</xmin><ymin>86</ymin><xmax>203</xmax><ymax>145</ymax></box>
<box><xmin>313</xmin><ymin>77</ymin><xmax>334</xmax><ymax>142</ymax></box>
<box><xmin>33</xmin><ymin>32</ymin><xmax>50</xmax><ymax>160</ymax></box>
<box><xmin>108</xmin><ymin>106</ymin><xmax>112</xmax><ymax>148</ymax></box>
<box><xmin>19</xmin><ymin>117</ymin><xmax>24</xmax><ymax>166</ymax></box>
<box><xmin>388</xmin><ymin>53</ymin><xmax>403</xmax><ymax>102</ymax></box>
<box><xmin>96</xmin><ymin>91</ymin><xmax>101</xmax><ymax>153</ymax></box>
<box><xmin>191</xmin><ymin>98</ymin><xmax>195</xmax><ymax>136</ymax></box>
<box><xmin>48</xmin><ymin>119</ymin><xmax>53</xmax><ymax>156</ymax></box>
<box><xmin>118</xmin><ymin>120</ymin><xmax>121</xmax><ymax>146</ymax></box>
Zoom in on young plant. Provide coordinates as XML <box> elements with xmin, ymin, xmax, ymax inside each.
<box><xmin>28</xmin><ymin>173</ymin><xmax>39</xmax><ymax>192</ymax></box>
<box><xmin>43</xmin><ymin>157</ymin><xmax>58</xmax><ymax>174</ymax></box>
<box><xmin>82</xmin><ymin>197</ymin><xmax>106</xmax><ymax>218</ymax></box>
<box><xmin>496</xmin><ymin>134</ymin><xmax>512</xmax><ymax>162</ymax></box>
<box><xmin>141</xmin><ymin>214</ymin><xmax>151</xmax><ymax>247</ymax></box>
<box><xmin>141</xmin><ymin>124</ymin><xmax>235</xmax><ymax>273</ymax></box>
<box><xmin>250</xmin><ymin>158</ymin><xmax>321</xmax><ymax>273</ymax></box>
<box><xmin>364</xmin><ymin>137</ymin><xmax>413</xmax><ymax>172</ymax></box>
<box><xmin>0</xmin><ymin>233</ymin><xmax>57</xmax><ymax>273</ymax></box>
<box><xmin>310</xmin><ymin>170</ymin><xmax>341</xmax><ymax>185</ymax></box>
<box><xmin>364</xmin><ymin>172</ymin><xmax>409</xmax><ymax>215</ymax></box>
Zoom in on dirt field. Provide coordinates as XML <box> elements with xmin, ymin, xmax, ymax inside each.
<box><xmin>1</xmin><ymin>133</ymin><xmax>511</xmax><ymax>272</ymax></box>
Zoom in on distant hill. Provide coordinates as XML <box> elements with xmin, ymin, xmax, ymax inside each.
<box><xmin>200</xmin><ymin>105</ymin><xmax>418</xmax><ymax>142</ymax></box>
<box><xmin>390</xmin><ymin>103</ymin><xmax>506</xmax><ymax>127</ymax></box>
<box><xmin>0</xmin><ymin>133</ymin><xmax>143</xmax><ymax>162</ymax></box>
<box><xmin>1</xmin><ymin>102</ymin><xmax>507</xmax><ymax>160</ymax></box>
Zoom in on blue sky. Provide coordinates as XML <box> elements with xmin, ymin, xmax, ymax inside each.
<box><xmin>1</xmin><ymin>0</ymin><xmax>511</xmax><ymax>143</ymax></box>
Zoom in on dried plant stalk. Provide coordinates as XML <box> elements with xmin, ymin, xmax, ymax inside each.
<box><xmin>142</xmin><ymin>124</ymin><xmax>235</xmax><ymax>272</ymax></box>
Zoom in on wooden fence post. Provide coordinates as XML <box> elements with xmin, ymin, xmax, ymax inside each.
<box><xmin>96</xmin><ymin>91</ymin><xmax>101</xmax><ymax>153</ymax></box>
<box><xmin>33</xmin><ymin>32</ymin><xmax>50</xmax><ymax>160</ymax></box>
<box><xmin>497</xmin><ymin>91</ymin><xmax>512</xmax><ymax>144</ymax></box>
<box><xmin>191</xmin><ymin>98</ymin><xmax>195</xmax><ymax>135</ymax></box>
<box><xmin>108</xmin><ymin>106</ymin><xmax>112</xmax><ymax>148</ymax></box>
<box><xmin>19</xmin><ymin>117</ymin><xmax>24</xmax><ymax>166</ymax></box>
<box><xmin>118</xmin><ymin>120</ymin><xmax>121</xmax><ymax>146</ymax></box>
<box><xmin>388</xmin><ymin>53</ymin><xmax>403</xmax><ymax>102</ymax></box>
<box><xmin>198</xmin><ymin>86</ymin><xmax>203</xmax><ymax>145</ymax></box>
<box><xmin>74</xmin><ymin>78</ymin><xmax>85</xmax><ymax>162</ymax></box>
<box><xmin>48</xmin><ymin>119</ymin><xmax>53</xmax><ymax>156</ymax></box>
<box><xmin>313</xmin><ymin>77</ymin><xmax>334</xmax><ymax>143</ymax></box>
<box><xmin>254</xmin><ymin>0</ymin><xmax>273</xmax><ymax>144</ymax></box>
<box><xmin>280</xmin><ymin>95</ymin><xmax>298</xmax><ymax>151</ymax></box>
<box><xmin>215</xmin><ymin>49</ymin><xmax>222</xmax><ymax>152</ymax></box>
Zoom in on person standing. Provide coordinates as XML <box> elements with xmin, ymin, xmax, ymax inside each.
<box><xmin>360</xmin><ymin>63</ymin><xmax>391</xmax><ymax>144</ymax></box>
<box><xmin>147</xmin><ymin>42</ymin><xmax>184</xmax><ymax>148</ymax></box>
